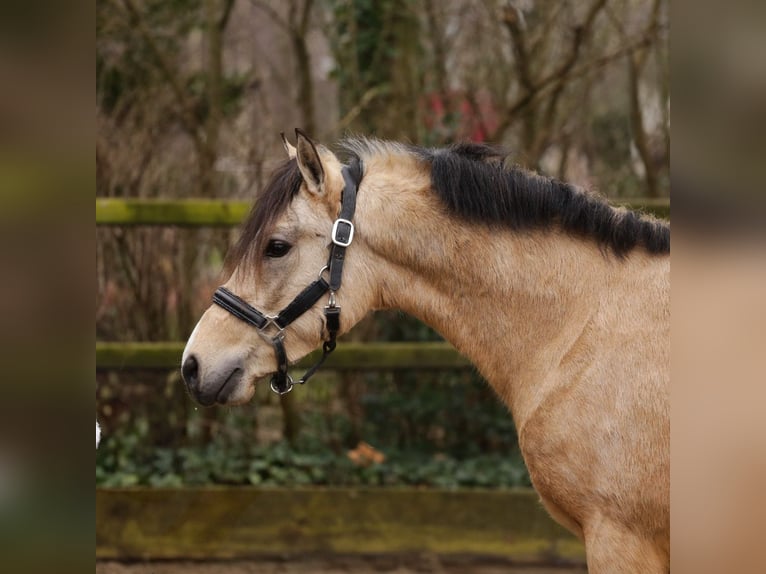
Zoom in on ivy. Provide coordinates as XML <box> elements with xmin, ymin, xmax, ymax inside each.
<box><xmin>97</xmin><ymin>440</ymin><xmax>530</xmax><ymax>489</ymax></box>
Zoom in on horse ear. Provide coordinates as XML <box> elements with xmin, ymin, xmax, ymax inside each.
<box><xmin>280</xmin><ymin>132</ymin><xmax>297</xmax><ymax>159</ymax></box>
<box><xmin>295</xmin><ymin>128</ymin><xmax>325</xmax><ymax>196</ymax></box>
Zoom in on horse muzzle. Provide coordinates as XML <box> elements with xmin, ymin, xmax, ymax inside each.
<box><xmin>181</xmin><ymin>353</ymin><xmax>251</xmax><ymax>406</ymax></box>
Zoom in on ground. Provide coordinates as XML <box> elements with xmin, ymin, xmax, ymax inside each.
<box><xmin>97</xmin><ymin>556</ymin><xmax>587</xmax><ymax>573</ymax></box>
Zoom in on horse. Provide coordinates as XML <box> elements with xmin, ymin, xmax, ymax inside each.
<box><xmin>181</xmin><ymin>130</ymin><xmax>670</xmax><ymax>573</ymax></box>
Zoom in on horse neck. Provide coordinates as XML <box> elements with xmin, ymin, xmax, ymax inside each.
<box><xmin>355</xmin><ymin>167</ymin><xmax>664</xmax><ymax>425</ymax></box>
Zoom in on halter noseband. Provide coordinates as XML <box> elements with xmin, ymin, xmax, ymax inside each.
<box><xmin>212</xmin><ymin>160</ymin><xmax>362</xmax><ymax>395</ymax></box>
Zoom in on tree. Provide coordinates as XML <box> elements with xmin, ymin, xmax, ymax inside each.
<box><xmin>328</xmin><ymin>0</ymin><xmax>422</xmax><ymax>140</ymax></box>
<box><xmin>250</xmin><ymin>0</ymin><xmax>319</xmax><ymax>135</ymax></box>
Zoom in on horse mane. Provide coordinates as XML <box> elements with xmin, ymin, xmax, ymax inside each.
<box><xmin>228</xmin><ymin>138</ymin><xmax>669</xmax><ymax>274</ymax></box>
<box><xmin>343</xmin><ymin>137</ymin><xmax>670</xmax><ymax>257</ymax></box>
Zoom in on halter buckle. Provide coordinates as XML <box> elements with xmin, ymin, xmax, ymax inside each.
<box><xmin>331</xmin><ymin>218</ymin><xmax>354</xmax><ymax>247</ymax></box>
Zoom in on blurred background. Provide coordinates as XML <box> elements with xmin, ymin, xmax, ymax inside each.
<box><xmin>95</xmin><ymin>0</ymin><xmax>669</xmax><ymax>570</ymax></box>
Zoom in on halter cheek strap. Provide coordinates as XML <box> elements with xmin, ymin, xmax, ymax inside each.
<box><xmin>212</xmin><ymin>159</ymin><xmax>362</xmax><ymax>395</ymax></box>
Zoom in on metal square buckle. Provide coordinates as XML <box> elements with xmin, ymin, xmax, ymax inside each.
<box><xmin>331</xmin><ymin>218</ymin><xmax>354</xmax><ymax>247</ymax></box>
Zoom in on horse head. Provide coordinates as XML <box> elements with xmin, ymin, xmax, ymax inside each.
<box><xmin>181</xmin><ymin>130</ymin><xmax>374</xmax><ymax>405</ymax></box>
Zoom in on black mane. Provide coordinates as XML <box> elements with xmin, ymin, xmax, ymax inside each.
<box><xmin>228</xmin><ymin>139</ymin><xmax>669</xmax><ymax>274</ymax></box>
<box><xmin>418</xmin><ymin>142</ymin><xmax>669</xmax><ymax>256</ymax></box>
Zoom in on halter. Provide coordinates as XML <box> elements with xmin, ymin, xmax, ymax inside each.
<box><xmin>212</xmin><ymin>159</ymin><xmax>362</xmax><ymax>395</ymax></box>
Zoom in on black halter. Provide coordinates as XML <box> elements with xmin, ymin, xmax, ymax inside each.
<box><xmin>212</xmin><ymin>160</ymin><xmax>362</xmax><ymax>395</ymax></box>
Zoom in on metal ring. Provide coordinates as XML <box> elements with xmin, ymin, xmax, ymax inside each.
<box><xmin>317</xmin><ymin>265</ymin><xmax>329</xmax><ymax>281</ymax></box>
<box><xmin>270</xmin><ymin>374</ymin><xmax>294</xmax><ymax>395</ymax></box>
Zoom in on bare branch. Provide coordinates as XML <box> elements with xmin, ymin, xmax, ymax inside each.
<box><xmin>501</xmin><ymin>2</ymin><xmax>534</xmax><ymax>93</ymax></box>
<box><xmin>335</xmin><ymin>85</ymin><xmax>391</xmax><ymax>132</ymax></box>
<box><xmin>299</xmin><ymin>0</ymin><xmax>314</xmax><ymax>35</ymax></box>
<box><xmin>537</xmin><ymin>0</ymin><xmax>609</xmax><ymax>150</ymax></box>
<box><xmin>493</xmin><ymin>25</ymin><xmax>658</xmax><ymax>140</ymax></box>
<box><xmin>219</xmin><ymin>0</ymin><xmax>237</xmax><ymax>31</ymax></box>
<box><xmin>628</xmin><ymin>52</ymin><xmax>657</xmax><ymax>196</ymax></box>
<box><xmin>424</xmin><ymin>0</ymin><xmax>448</xmax><ymax>97</ymax></box>
<box><xmin>543</xmin><ymin>0</ymin><xmax>608</xmax><ymax>90</ymax></box>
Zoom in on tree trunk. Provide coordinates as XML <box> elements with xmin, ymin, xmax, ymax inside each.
<box><xmin>280</xmin><ymin>392</ymin><xmax>301</xmax><ymax>445</ymax></box>
<box><xmin>628</xmin><ymin>52</ymin><xmax>659</xmax><ymax>198</ymax></box>
<box><xmin>292</xmin><ymin>32</ymin><xmax>317</xmax><ymax>135</ymax></box>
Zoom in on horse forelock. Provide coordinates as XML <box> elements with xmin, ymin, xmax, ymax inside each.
<box><xmin>225</xmin><ymin>158</ymin><xmax>303</xmax><ymax>276</ymax></box>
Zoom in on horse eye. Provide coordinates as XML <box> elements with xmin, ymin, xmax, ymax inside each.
<box><xmin>265</xmin><ymin>239</ymin><xmax>292</xmax><ymax>258</ymax></box>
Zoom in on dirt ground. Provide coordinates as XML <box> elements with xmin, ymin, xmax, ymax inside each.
<box><xmin>97</xmin><ymin>556</ymin><xmax>587</xmax><ymax>573</ymax></box>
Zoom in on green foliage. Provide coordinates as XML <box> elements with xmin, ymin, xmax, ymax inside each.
<box><xmin>360</xmin><ymin>375</ymin><xmax>519</xmax><ymax>457</ymax></box>
<box><xmin>590</xmin><ymin>110</ymin><xmax>632</xmax><ymax>171</ymax></box>
<box><xmin>374</xmin><ymin>310</ymin><xmax>442</xmax><ymax>341</ymax></box>
<box><xmin>97</xmin><ymin>361</ymin><xmax>528</xmax><ymax>490</ymax></box>
<box><xmin>587</xmin><ymin>109</ymin><xmax>645</xmax><ymax>197</ymax></box>
<box><xmin>330</xmin><ymin>0</ymin><xmax>391</xmax><ymax>88</ymax></box>
<box><xmin>97</xmin><ymin>0</ymin><xmax>248</xmax><ymax>126</ymax></box>
<box><xmin>97</xmin><ymin>0</ymin><xmax>202</xmax><ymax>112</ymax></box>
<box><xmin>328</xmin><ymin>0</ymin><xmax>421</xmax><ymax>137</ymax></box>
<box><xmin>97</xmin><ymin>439</ymin><xmax>530</xmax><ymax>489</ymax></box>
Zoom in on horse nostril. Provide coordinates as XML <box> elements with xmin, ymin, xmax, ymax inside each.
<box><xmin>182</xmin><ymin>355</ymin><xmax>200</xmax><ymax>388</ymax></box>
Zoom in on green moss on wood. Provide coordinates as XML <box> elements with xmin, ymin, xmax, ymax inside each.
<box><xmin>96</xmin><ymin>198</ymin><xmax>251</xmax><ymax>226</ymax></box>
<box><xmin>96</xmin><ymin>198</ymin><xmax>669</xmax><ymax>227</ymax></box>
<box><xmin>96</xmin><ymin>487</ymin><xmax>584</xmax><ymax>561</ymax></box>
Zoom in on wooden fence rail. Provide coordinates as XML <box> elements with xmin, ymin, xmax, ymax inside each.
<box><xmin>96</xmin><ymin>197</ymin><xmax>670</xmax><ymax>226</ymax></box>
<box><xmin>97</xmin><ymin>487</ymin><xmax>584</xmax><ymax>561</ymax></box>
<box><xmin>96</xmin><ymin>341</ymin><xmax>470</xmax><ymax>371</ymax></box>
<box><xmin>96</xmin><ymin>198</ymin><xmax>251</xmax><ymax>226</ymax></box>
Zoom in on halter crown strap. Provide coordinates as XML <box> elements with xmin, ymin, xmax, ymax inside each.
<box><xmin>328</xmin><ymin>161</ymin><xmax>361</xmax><ymax>292</ymax></box>
<box><xmin>212</xmin><ymin>159</ymin><xmax>362</xmax><ymax>395</ymax></box>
